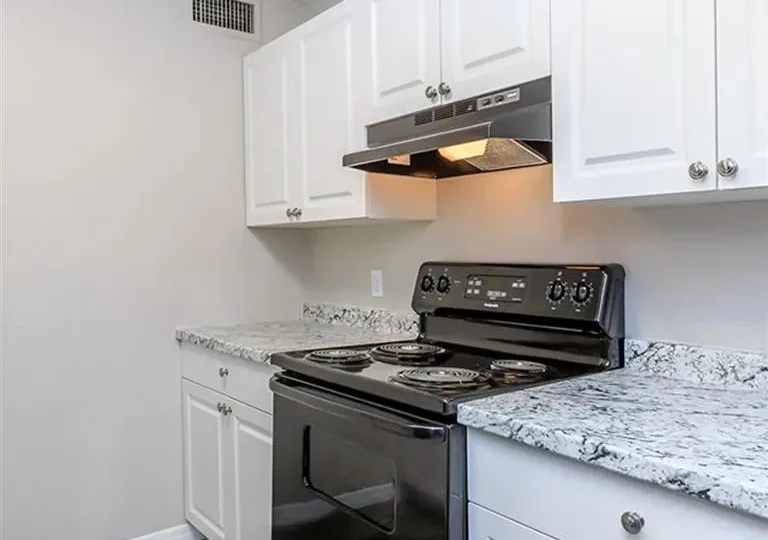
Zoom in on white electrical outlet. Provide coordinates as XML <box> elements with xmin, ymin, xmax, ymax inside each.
<box><xmin>370</xmin><ymin>270</ymin><xmax>384</xmax><ymax>298</ymax></box>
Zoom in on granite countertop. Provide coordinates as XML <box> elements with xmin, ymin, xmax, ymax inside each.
<box><xmin>459</xmin><ymin>344</ymin><xmax>768</xmax><ymax>521</ymax></box>
<box><xmin>176</xmin><ymin>303</ymin><xmax>419</xmax><ymax>363</ymax></box>
<box><xmin>176</xmin><ymin>321</ymin><xmax>416</xmax><ymax>363</ymax></box>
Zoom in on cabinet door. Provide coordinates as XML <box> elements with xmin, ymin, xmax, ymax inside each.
<box><xmin>716</xmin><ymin>0</ymin><xmax>768</xmax><ymax>191</ymax></box>
<box><xmin>294</xmin><ymin>3</ymin><xmax>367</xmax><ymax>222</ymax></box>
<box><xmin>552</xmin><ymin>0</ymin><xmax>718</xmax><ymax>202</ymax></box>
<box><xmin>356</xmin><ymin>0</ymin><xmax>442</xmax><ymax>125</ymax></box>
<box><xmin>226</xmin><ymin>401</ymin><xmax>273</xmax><ymax>540</ymax></box>
<box><xmin>469</xmin><ymin>503</ymin><xmax>556</xmax><ymax>540</ymax></box>
<box><xmin>183</xmin><ymin>380</ymin><xmax>228</xmax><ymax>540</ymax></box>
<box><xmin>440</xmin><ymin>0</ymin><xmax>550</xmax><ymax>102</ymax></box>
<box><xmin>244</xmin><ymin>38</ymin><xmax>298</xmax><ymax>226</ymax></box>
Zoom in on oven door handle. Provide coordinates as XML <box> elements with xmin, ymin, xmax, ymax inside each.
<box><xmin>271</xmin><ymin>377</ymin><xmax>446</xmax><ymax>441</ymax></box>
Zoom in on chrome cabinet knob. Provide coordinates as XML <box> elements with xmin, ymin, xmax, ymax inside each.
<box><xmin>216</xmin><ymin>402</ymin><xmax>232</xmax><ymax>416</ymax></box>
<box><xmin>717</xmin><ymin>157</ymin><xmax>739</xmax><ymax>178</ymax></box>
<box><xmin>218</xmin><ymin>367</ymin><xmax>230</xmax><ymax>378</ymax></box>
<box><xmin>425</xmin><ymin>86</ymin><xmax>438</xmax><ymax>99</ymax></box>
<box><xmin>688</xmin><ymin>161</ymin><xmax>709</xmax><ymax>181</ymax></box>
<box><xmin>438</xmin><ymin>82</ymin><xmax>451</xmax><ymax>96</ymax></box>
<box><xmin>285</xmin><ymin>208</ymin><xmax>292</xmax><ymax>218</ymax></box>
<box><xmin>621</xmin><ymin>511</ymin><xmax>645</xmax><ymax>534</ymax></box>
<box><xmin>295</xmin><ymin>208</ymin><xmax>303</xmax><ymax>217</ymax></box>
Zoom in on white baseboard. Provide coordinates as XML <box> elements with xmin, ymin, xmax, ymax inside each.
<box><xmin>128</xmin><ymin>523</ymin><xmax>204</xmax><ymax>540</ymax></box>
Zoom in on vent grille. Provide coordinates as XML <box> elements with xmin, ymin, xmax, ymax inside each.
<box><xmin>455</xmin><ymin>99</ymin><xmax>477</xmax><ymax>116</ymax></box>
<box><xmin>414</xmin><ymin>110</ymin><xmax>434</xmax><ymax>126</ymax></box>
<box><xmin>193</xmin><ymin>0</ymin><xmax>255</xmax><ymax>34</ymax></box>
<box><xmin>434</xmin><ymin>104</ymin><xmax>455</xmax><ymax>122</ymax></box>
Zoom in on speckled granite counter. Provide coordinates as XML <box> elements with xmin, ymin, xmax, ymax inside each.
<box><xmin>459</xmin><ymin>343</ymin><xmax>768</xmax><ymax>521</ymax></box>
<box><xmin>176</xmin><ymin>303</ymin><xmax>417</xmax><ymax>363</ymax></box>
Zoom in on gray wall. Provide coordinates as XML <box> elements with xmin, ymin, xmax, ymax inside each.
<box><xmin>307</xmin><ymin>167</ymin><xmax>768</xmax><ymax>352</ymax></box>
<box><xmin>0</xmin><ymin>1</ymin><xmax>313</xmax><ymax>539</ymax></box>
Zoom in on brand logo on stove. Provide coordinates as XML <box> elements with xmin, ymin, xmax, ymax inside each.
<box><xmin>483</xmin><ymin>302</ymin><xmax>500</xmax><ymax>309</ymax></box>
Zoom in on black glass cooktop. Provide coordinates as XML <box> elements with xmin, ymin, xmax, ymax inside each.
<box><xmin>272</xmin><ymin>340</ymin><xmax>599</xmax><ymax>415</ymax></box>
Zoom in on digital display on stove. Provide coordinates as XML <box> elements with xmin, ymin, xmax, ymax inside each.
<box><xmin>464</xmin><ymin>275</ymin><xmax>528</xmax><ymax>303</ymax></box>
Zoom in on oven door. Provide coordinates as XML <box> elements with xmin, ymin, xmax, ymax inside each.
<box><xmin>270</xmin><ymin>374</ymin><xmax>465</xmax><ymax>540</ymax></box>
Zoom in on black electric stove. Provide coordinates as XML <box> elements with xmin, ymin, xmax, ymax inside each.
<box><xmin>270</xmin><ymin>262</ymin><xmax>625</xmax><ymax>540</ymax></box>
<box><xmin>272</xmin><ymin>262</ymin><xmax>625</xmax><ymax>416</ymax></box>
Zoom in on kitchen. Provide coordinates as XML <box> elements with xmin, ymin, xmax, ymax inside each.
<box><xmin>1</xmin><ymin>1</ymin><xmax>767</xmax><ymax>540</ymax></box>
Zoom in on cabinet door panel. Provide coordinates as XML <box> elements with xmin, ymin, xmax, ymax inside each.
<box><xmin>469</xmin><ymin>503</ymin><xmax>555</xmax><ymax>540</ymax></box>
<box><xmin>228</xmin><ymin>401</ymin><xmax>273</xmax><ymax>540</ymax></box>
<box><xmin>357</xmin><ymin>0</ymin><xmax>442</xmax><ymax>125</ymax></box>
<box><xmin>441</xmin><ymin>0</ymin><xmax>550</xmax><ymax>101</ymax></box>
<box><xmin>552</xmin><ymin>0</ymin><xmax>717</xmax><ymax>202</ymax></box>
<box><xmin>244</xmin><ymin>40</ymin><xmax>297</xmax><ymax>226</ymax></box>
<box><xmin>296</xmin><ymin>5</ymin><xmax>367</xmax><ymax>222</ymax></box>
<box><xmin>183</xmin><ymin>381</ymin><xmax>227</xmax><ymax>540</ymax></box>
<box><xmin>716</xmin><ymin>0</ymin><xmax>768</xmax><ymax>191</ymax></box>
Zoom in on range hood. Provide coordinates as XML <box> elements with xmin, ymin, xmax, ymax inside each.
<box><xmin>343</xmin><ymin>77</ymin><xmax>552</xmax><ymax>179</ymax></box>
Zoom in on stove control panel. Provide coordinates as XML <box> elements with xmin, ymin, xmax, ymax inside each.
<box><xmin>412</xmin><ymin>262</ymin><xmax>625</xmax><ymax>334</ymax></box>
<box><xmin>464</xmin><ymin>275</ymin><xmax>528</xmax><ymax>303</ymax></box>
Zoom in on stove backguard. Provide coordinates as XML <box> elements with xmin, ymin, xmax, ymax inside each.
<box><xmin>412</xmin><ymin>262</ymin><xmax>625</xmax><ymax>369</ymax></box>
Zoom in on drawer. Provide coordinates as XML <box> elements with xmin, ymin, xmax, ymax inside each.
<box><xmin>181</xmin><ymin>343</ymin><xmax>278</xmax><ymax>414</ymax></box>
<box><xmin>468</xmin><ymin>429</ymin><xmax>767</xmax><ymax>540</ymax></box>
<box><xmin>470</xmin><ymin>502</ymin><xmax>555</xmax><ymax>540</ymax></box>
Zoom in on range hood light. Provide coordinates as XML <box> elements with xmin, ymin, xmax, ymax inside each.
<box><xmin>438</xmin><ymin>139</ymin><xmax>489</xmax><ymax>162</ymax></box>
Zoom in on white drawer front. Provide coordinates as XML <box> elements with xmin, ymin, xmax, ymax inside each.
<box><xmin>468</xmin><ymin>430</ymin><xmax>767</xmax><ymax>540</ymax></box>
<box><xmin>470</xmin><ymin>502</ymin><xmax>555</xmax><ymax>540</ymax></box>
<box><xmin>181</xmin><ymin>344</ymin><xmax>277</xmax><ymax>414</ymax></box>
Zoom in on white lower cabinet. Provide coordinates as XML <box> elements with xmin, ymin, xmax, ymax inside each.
<box><xmin>228</xmin><ymin>400</ymin><xmax>273</xmax><ymax>540</ymax></box>
<box><xmin>468</xmin><ymin>429</ymin><xmax>768</xmax><ymax>540</ymax></box>
<box><xmin>182</xmin><ymin>347</ymin><xmax>276</xmax><ymax>540</ymax></box>
<box><xmin>469</xmin><ymin>503</ymin><xmax>554</xmax><ymax>540</ymax></box>
<box><xmin>183</xmin><ymin>381</ymin><xmax>228</xmax><ymax>540</ymax></box>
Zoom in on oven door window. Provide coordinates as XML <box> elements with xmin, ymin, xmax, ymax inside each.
<box><xmin>304</xmin><ymin>427</ymin><xmax>396</xmax><ymax>532</ymax></box>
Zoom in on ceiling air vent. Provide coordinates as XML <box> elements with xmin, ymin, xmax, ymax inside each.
<box><xmin>193</xmin><ymin>0</ymin><xmax>259</xmax><ymax>36</ymax></box>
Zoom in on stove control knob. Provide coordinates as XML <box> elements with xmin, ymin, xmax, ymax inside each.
<box><xmin>572</xmin><ymin>280</ymin><xmax>594</xmax><ymax>305</ymax></box>
<box><xmin>420</xmin><ymin>275</ymin><xmax>435</xmax><ymax>293</ymax></box>
<box><xmin>436</xmin><ymin>275</ymin><xmax>451</xmax><ymax>294</ymax></box>
<box><xmin>546</xmin><ymin>280</ymin><xmax>567</xmax><ymax>303</ymax></box>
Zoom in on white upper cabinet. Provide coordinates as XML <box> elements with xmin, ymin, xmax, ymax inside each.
<box><xmin>552</xmin><ymin>0</ymin><xmax>718</xmax><ymax>202</ymax></box>
<box><xmin>356</xmin><ymin>0</ymin><xmax>551</xmax><ymax>126</ymax></box>
<box><xmin>243</xmin><ymin>36</ymin><xmax>297</xmax><ymax>226</ymax></box>
<box><xmin>243</xmin><ymin>0</ymin><xmax>436</xmax><ymax>227</ymax></box>
<box><xmin>295</xmin><ymin>5</ymin><xmax>367</xmax><ymax>221</ymax></box>
<box><xmin>440</xmin><ymin>0</ymin><xmax>550</xmax><ymax>102</ymax></box>
<box><xmin>357</xmin><ymin>0</ymin><xmax>442</xmax><ymax>125</ymax></box>
<box><xmin>553</xmin><ymin>0</ymin><xmax>768</xmax><ymax>204</ymax></box>
<box><xmin>715</xmin><ymin>0</ymin><xmax>768</xmax><ymax>192</ymax></box>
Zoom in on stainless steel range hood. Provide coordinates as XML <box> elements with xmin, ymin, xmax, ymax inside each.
<box><xmin>343</xmin><ymin>77</ymin><xmax>551</xmax><ymax>179</ymax></box>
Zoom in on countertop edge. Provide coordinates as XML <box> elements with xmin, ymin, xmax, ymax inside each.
<box><xmin>458</xmin><ymin>402</ymin><xmax>768</xmax><ymax>521</ymax></box>
<box><xmin>176</xmin><ymin>328</ymin><xmax>271</xmax><ymax>363</ymax></box>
